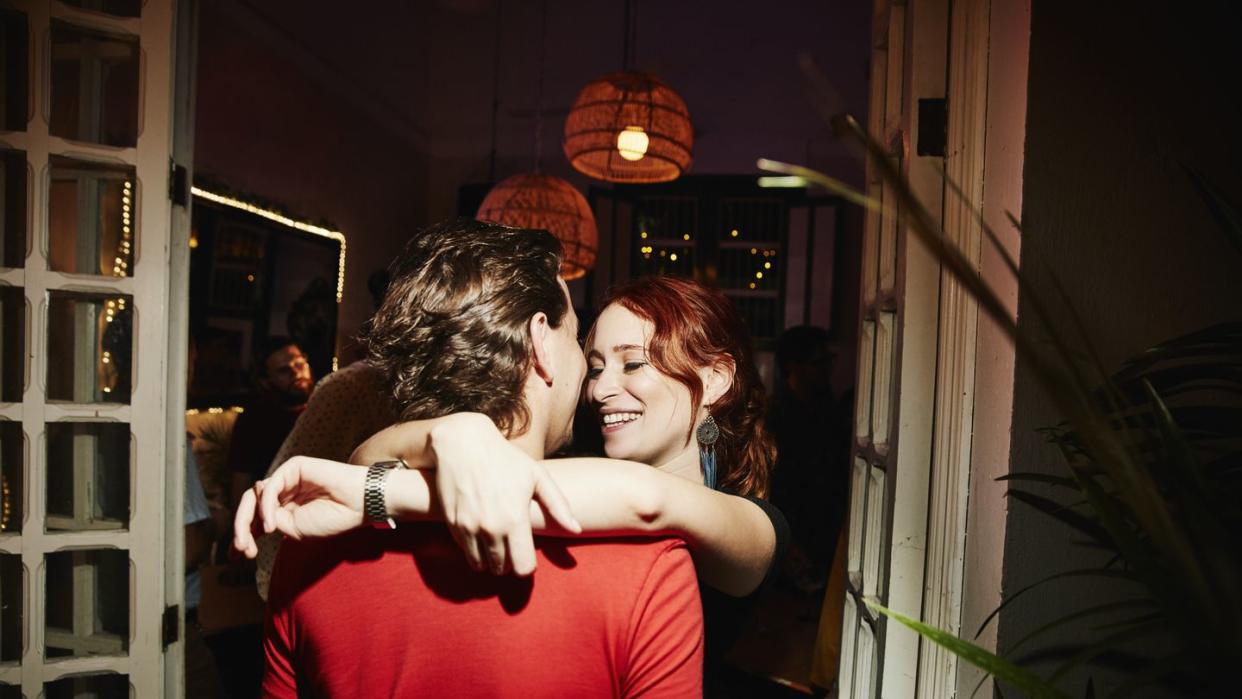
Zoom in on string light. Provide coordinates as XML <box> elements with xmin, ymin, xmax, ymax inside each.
<box><xmin>185</xmin><ymin>406</ymin><xmax>245</xmax><ymax>416</ymax></box>
<box><xmin>192</xmin><ymin>187</ymin><xmax>347</xmax><ymax>303</ymax></box>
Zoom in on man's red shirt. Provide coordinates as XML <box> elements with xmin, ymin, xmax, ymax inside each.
<box><xmin>263</xmin><ymin>524</ymin><xmax>704</xmax><ymax>698</ymax></box>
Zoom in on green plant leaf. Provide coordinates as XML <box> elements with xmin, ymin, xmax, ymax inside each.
<box><xmin>863</xmin><ymin>597</ymin><xmax>1070</xmax><ymax>699</ymax></box>
<box><xmin>1002</xmin><ymin>600</ymin><xmax>1156</xmax><ymax>657</ymax></box>
<box><xmin>1183</xmin><ymin>165</ymin><xmax>1242</xmax><ymax>259</ymax></box>
<box><xmin>1005</xmin><ymin>489</ymin><xmax>1116</xmax><ymax>547</ymax></box>
<box><xmin>1046</xmin><ymin>618</ymin><xmax>1164</xmax><ymax>683</ymax></box>
<box><xmin>997</xmin><ymin>472</ymin><xmax>1080</xmax><ymax>490</ymax></box>
<box><xmin>974</xmin><ymin>569</ymin><xmax>1141</xmax><ymax>639</ymax></box>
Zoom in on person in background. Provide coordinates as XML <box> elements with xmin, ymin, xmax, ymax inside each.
<box><xmin>227</xmin><ymin>337</ymin><xmax>313</xmax><ymax>514</ymax></box>
<box><xmin>767</xmin><ymin>325</ymin><xmax>846</xmax><ymax>593</ymax></box>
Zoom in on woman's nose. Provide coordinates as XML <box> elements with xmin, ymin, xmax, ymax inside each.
<box><xmin>590</xmin><ymin>366</ymin><xmax>620</xmax><ymax>403</ymax></box>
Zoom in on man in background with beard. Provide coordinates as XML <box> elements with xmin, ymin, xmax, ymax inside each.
<box><xmin>228</xmin><ymin>337</ymin><xmax>315</xmax><ymax>512</ymax></box>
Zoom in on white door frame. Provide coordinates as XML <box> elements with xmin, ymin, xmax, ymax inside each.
<box><xmin>0</xmin><ymin>0</ymin><xmax>185</xmax><ymax>695</ymax></box>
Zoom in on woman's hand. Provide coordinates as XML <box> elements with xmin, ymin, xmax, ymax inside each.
<box><xmin>428</xmin><ymin>414</ymin><xmax>580</xmax><ymax>576</ymax></box>
<box><xmin>233</xmin><ymin>456</ymin><xmax>367</xmax><ymax>558</ymax></box>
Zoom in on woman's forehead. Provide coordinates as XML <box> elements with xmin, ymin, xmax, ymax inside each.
<box><xmin>590</xmin><ymin>304</ymin><xmax>652</xmax><ymax>349</ymax></box>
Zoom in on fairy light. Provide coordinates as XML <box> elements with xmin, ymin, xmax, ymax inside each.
<box><xmin>191</xmin><ymin>186</ymin><xmax>347</xmax><ymax>303</ymax></box>
<box><xmin>184</xmin><ymin>406</ymin><xmax>245</xmax><ymax>417</ymax></box>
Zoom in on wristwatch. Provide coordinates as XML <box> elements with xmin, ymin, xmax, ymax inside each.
<box><xmin>364</xmin><ymin>459</ymin><xmax>407</xmax><ymax>529</ymax></box>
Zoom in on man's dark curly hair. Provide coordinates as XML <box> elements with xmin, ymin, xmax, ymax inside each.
<box><xmin>360</xmin><ymin>220</ymin><xmax>567</xmax><ymax>437</ymax></box>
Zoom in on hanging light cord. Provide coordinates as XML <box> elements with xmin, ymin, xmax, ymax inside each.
<box><xmin>489</xmin><ymin>0</ymin><xmax>504</xmax><ymax>182</ymax></box>
<box><xmin>534</xmin><ymin>0</ymin><xmax>547</xmax><ymax>172</ymax></box>
<box><xmin>621</xmin><ymin>0</ymin><xmax>637</xmax><ymax>71</ymax></box>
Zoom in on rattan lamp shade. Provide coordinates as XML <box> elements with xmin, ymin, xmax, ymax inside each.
<box><xmin>476</xmin><ymin>173</ymin><xmax>598</xmax><ymax>280</ymax></box>
<box><xmin>563</xmin><ymin>71</ymin><xmax>693</xmax><ymax>183</ymax></box>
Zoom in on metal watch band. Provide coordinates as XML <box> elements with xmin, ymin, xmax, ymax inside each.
<box><xmin>364</xmin><ymin>459</ymin><xmax>406</xmax><ymax>529</ymax></box>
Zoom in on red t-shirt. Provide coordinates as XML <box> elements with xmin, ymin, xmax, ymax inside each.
<box><xmin>263</xmin><ymin>524</ymin><xmax>704</xmax><ymax>698</ymax></box>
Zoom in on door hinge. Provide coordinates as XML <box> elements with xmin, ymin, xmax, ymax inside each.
<box><xmin>169</xmin><ymin>161</ymin><xmax>190</xmax><ymax>207</ymax></box>
<box><xmin>917</xmin><ymin>98</ymin><xmax>948</xmax><ymax>157</ymax></box>
<box><xmin>162</xmin><ymin>604</ymin><xmax>181</xmax><ymax>648</ymax></box>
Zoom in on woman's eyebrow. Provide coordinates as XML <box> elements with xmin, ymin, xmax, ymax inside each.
<box><xmin>587</xmin><ymin>344</ymin><xmax>646</xmax><ymax>361</ymax></box>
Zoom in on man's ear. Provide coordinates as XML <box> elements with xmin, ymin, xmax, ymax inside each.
<box><xmin>700</xmin><ymin>357</ymin><xmax>735</xmax><ymax>408</ymax></box>
<box><xmin>529</xmin><ymin>312</ymin><xmax>556</xmax><ymax>385</ymax></box>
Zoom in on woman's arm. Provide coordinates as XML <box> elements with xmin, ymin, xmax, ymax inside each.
<box><xmin>530</xmin><ymin>459</ymin><xmax>779</xmax><ymax>597</ymax></box>
<box><xmin>237</xmin><ymin>449</ymin><xmax>777</xmax><ymax>597</ymax></box>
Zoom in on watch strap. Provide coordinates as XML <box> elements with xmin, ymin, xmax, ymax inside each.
<box><xmin>364</xmin><ymin>459</ymin><xmax>406</xmax><ymax>529</ymax></box>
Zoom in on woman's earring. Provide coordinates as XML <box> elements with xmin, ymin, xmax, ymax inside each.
<box><xmin>697</xmin><ymin>414</ymin><xmax>719</xmax><ymax>489</ymax></box>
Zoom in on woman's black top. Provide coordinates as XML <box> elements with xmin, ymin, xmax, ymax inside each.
<box><xmin>701</xmin><ymin>493</ymin><xmax>791</xmax><ymax>672</ymax></box>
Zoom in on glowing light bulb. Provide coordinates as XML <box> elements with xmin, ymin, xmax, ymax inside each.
<box><xmin>616</xmin><ymin>126</ymin><xmax>649</xmax><ymax>161</ymax></box>
<box><xmin>669</xmin><ymin>253</ymin><xmax>678</xmax><ymax>261</ymax></box>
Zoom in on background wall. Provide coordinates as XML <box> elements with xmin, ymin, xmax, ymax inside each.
<box><xmin>998</xmin><ymin>0</ymin><xmax>1242</xmax><ymax>692</ymax></box>
<box><xmin>194</xmin><ymin>0</ymin><xmax>873</xmax><ymax>359</ymax></box>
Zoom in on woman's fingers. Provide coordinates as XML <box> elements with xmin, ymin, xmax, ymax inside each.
<box><xmin>507</xmin><ymin>524</ymin><xmax>537</xmax><ymax>577</ymax></box>
<box><xmin>259</xmin><ymin>472</ymin><xmax>286</xmax><ymax>534</ymax></box>
<box><xmin>531</xmin><ymin>466</ymin><xmax>581</xmax><ymax>533</ymax></box>
<box><xmin>233</xmin><ymin>488</ymin><xmax>258</xmax><ymax>557</ymax></box>
<box><xmin>480</xmin><ymin>529</ymin><xmax>508</xmax><ymax>575</ymax></box>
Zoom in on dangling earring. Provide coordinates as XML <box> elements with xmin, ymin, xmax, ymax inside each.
<box><xmin>696</xmin><ymin>413</ymin><xmax>719</xmax><ymax>489</ymax></box>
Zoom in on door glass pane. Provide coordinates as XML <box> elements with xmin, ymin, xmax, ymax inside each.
<box><xmin>1</xmin><ymin>287</ymin><xmax>26</xmax><ymax>402</ymax></box>
<box><xmin>48</xmin><ymin>157</ymin><xmax>136</xmax><ymax>277</ymax></box>
<box><xmin>0</xmin><ymin>421</ymin><xmax>21</xmax><ymax>533</ymax></box>
<box><xmin>46</xmin><ymin>291</ymin><xmax>133</xmax><ymax>403</ymax></box>
<box><xmin>45</xmin><ymin>673</ymin><xmax>131</xmax><ymax>699</ymax></box>
<box><xmin>0</xmin><ymin>553</ymin><xmax>21</xmax><ymax>662</ymax></box>
<box><xmin>45</xmin><ymin>549</ymin><xmax>129</xmax><ymax>658</ymax></box>
<box><xmin>60</xmin><ymin>0</ymin><xmax>143</xmax><ymax>19</ymax></box>
<box><xmin>0</xmin><ymin>9</ymin><xmax>28</xmax><ymax>133</ymax></box>
<box><xmin>1</xmin><ymin>150</ymin><xmax>26</xmax><ymax>268</ymax></box>
<box><xmin>46</xmin><ymin>422</ymin><xmax>129</xmax><ymax>532</ymax></box>
<box><xmin>863</xmin><ymin>465</ymin><xmax>887</xmax><ymax>597</ymax></box>
<box><xmin>49</xmin><ymin>21</ymin><xmax>139</xmax><ymax>148</ymax></box>
<box><xmin>873</xmin><ymin>311</ymin><xmax>895</xmax><ymax>450</ymax></box>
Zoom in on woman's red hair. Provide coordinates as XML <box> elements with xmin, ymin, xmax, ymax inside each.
<box><xmin>600</xmin><ymin>276</ymin><xmax>775</xmax><ymax>498</ymax></box>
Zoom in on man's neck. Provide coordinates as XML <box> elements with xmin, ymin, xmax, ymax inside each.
<box><xmin>506</xmin><ymin>428</ymin><xmax>547</xmax><ymax>460</ymax></box>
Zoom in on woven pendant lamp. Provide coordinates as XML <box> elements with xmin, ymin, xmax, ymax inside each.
<box><xmin>476</xmin><ymin>173</ymin><xmax>598</xmax><ymax>280</ymax></box>
<box><xmin>563</xmin><ymin>71</ymin><xmax>693</xmax><ymax>183</ymax></box>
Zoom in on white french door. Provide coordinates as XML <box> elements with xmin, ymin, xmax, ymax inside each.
<box><xmin>836</xmin><ymin>0</ymin><xmax>1005</xmax><ymax>696</ymax></box>
<box><xmin>0</xmin><ymin>0</ymin><xmax>190</xmax><ymax>696</ymax></box>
